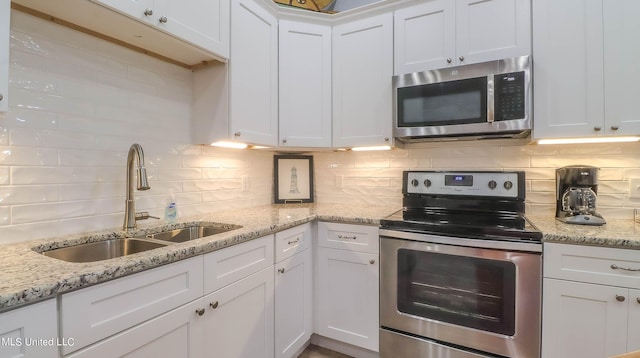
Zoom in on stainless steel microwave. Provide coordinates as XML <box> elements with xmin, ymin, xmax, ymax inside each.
<box><xmin>392</xmin><ymin>55</ymin><xmax>532</xmax><ymax>142</ymax></box>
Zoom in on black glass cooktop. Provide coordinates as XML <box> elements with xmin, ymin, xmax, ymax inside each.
<box><xmin>380</xmin><ymin>209</ymin><xmax>542</xmax><ymax>243</ymax></box>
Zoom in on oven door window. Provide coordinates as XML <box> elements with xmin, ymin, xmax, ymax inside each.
<box><xmin>397</xmin><ymin>249</ymin><xmax>516</xmax><ymax>336</ymax></box>
<box><xmin>397</xmin><ymin>77</ymin><xmax>487</xmax><ymax>127</ymax></box>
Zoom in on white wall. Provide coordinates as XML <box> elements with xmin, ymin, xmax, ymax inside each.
<box><xmin>0</xmin><ymin>11</ymin><xmax>272</xmax><ymax>244</ymax></box>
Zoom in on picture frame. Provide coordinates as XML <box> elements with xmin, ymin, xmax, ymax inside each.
<box><xmin>274</xmin><ymin>154</ymin><xmax>314</xmax><ymax>204</ymax></box>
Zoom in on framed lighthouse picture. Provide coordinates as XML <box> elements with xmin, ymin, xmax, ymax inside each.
<box><xmin>274</xmin><ymin>154</ymin><xmax>314</xmax><ymax>204</ymax></box>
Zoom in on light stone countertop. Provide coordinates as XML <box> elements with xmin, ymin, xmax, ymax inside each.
<box><xmin>0</xmin><ymin>203</ymin><xmax>399</xmax><ymax>312</ymax></box>
<box><xmin>528</xmin><ymin>215</ymin><xmax>640</xmax><ymax>250</ymax></box>
<box><xmin>3</xmin><ymin>204</ymin><xmax>640</xmax><ymax>313</ymax></box>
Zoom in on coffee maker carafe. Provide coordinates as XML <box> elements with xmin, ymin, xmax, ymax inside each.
<box><xmin>556</xmin><ymin>165</ymin><xmax>605</xmax><ymax>225</ymax></box>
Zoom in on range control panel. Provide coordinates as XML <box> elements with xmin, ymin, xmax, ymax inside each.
<box><xmin>404</xmin><ymin>171</ymin><xmax>523</xmax><ymax>198</ymax></box>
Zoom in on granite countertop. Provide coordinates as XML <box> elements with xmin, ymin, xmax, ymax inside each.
<box><xmin>2</xmin><ymin>203</ymin><xmax>640</xmax><ymax>313</ymax></box>
<box><xmin>0</xmin><ymin>203</ymin><xmax>399</xmax><ymax>312</ymax></box>
<box><xmin>528</xmin><ymin>215</ymin><xmax>640</xmax><ymax>249</ymax></box>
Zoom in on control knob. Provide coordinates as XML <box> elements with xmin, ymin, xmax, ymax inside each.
<box><xmin>504</xmin><ymin>181</ymin><xmax>514</xmax><ymax>190</ymax></box>
<box><xmin>424</xmin><ymin>179</ymin><xmax>431</xmax><ymax>187</ymax></box>
<box><xmin>411</xmin><ymin>179</ymin><xmax>419</xmax><ymax>187</ymax></box>
<box><xmin>488</xmin><ymin>180</ymin><xmax>497</xmax><ymax>190</ymax></box>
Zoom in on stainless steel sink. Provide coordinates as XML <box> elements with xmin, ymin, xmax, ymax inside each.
<box><xmin>135</xmin><ymin>224</ymin><xmax>242</xmax><ymax>243</ymax></box>
<box><xmin>41</xmin><ymin>238</ymin><xmax>169</xmax><ymax>263</ymax></box>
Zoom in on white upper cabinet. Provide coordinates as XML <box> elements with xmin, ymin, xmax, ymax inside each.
<box><xmin>0</xmin><ymin>0</ymin><xmax>8</xmax><ymax>112</ymax></box>
<box><xmin>93</xmin><ymin>0</ymin><xmax>230</xmax><ymax>58</ymax></box>
<box><xmin>394</xmin><ymin>0</ymin><xmax>531</xmax><ymax>75</ymax></box>
<box><xmin>533</xmin><ymin>0</ymin><xmax>640</xmax><ymax>139</ymax></box>
<box><xmin>279</xmin><ymin>20</ymin><xmax>332</xmax><ymax>148</ymax></box>
<box><xmin>332</xmin><ymin>13</ymin><xmax>393</xmax><ymax>148</ymax></box>
<box><xmin>229</xmin><ymin>0</ymin><xmax>279</xmax><ymax>146</ymax></box>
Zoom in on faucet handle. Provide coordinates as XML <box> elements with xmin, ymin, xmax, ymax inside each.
<box><xmin>135</xmin><ymin>212</ymin><xmax>160</xmax><ymax>220</ymax></box>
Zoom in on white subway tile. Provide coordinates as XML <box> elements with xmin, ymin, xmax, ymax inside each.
<box><xmin>11</xmin><ymin>166</ymin><xmax>123</xmax><ymax>185</ymax></box>
<box><xmin>59</xmin><ymin>214</ymin><xmax>122</xmax><ymax>237</ymax></box>
<box><xmin>0</xmin><ymin>168</ymin><xmax>8</xmax><ymax>185</ymax></box>
<box><xmin>183</xmin><ymin>179</ymin><xmax>242</xmax><ymax>192</ymax></box>
<box><xmin>0</xmin><ymin>146</ymin><xmax>58</xmax><ymax>166</ymax></box>
<box><xmin>0</xmin><ymin>206</ymin><xmax>9</xmax><ymax>226</ymax></box>
<box><xmin>158</xmin><ymin>168</ymin><xmax>202</xmax><ymax>181</ymax></box>
<box><xmin>0</xmin><ymin>185</ymin><xmax>59</xmax><ymax>205</ymax></box>
<box><xmin>59</xmin><ymin>182</ymin><xmax>121</xmax><ymax>201</ymax></box>
<box><xmin>12</xmin><ymin>197</ymin><xmax>122</xmax><ymax>224</ymax></box>
<box><xmin>0</xmin><ymin>221</ymin><xmax>60</xmax><ymax>244</ymax></box>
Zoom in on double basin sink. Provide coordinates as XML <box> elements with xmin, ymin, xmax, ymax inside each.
<box><xmin>40</xmin><ymin>223</ymin><xmax>242</xmax><ymax>263</ymax></box>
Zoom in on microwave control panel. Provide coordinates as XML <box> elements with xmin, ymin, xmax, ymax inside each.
<box><xmin>494</xmin><ymin>71</ymin><xmax>525</xmax><ymax>121</ymax></box>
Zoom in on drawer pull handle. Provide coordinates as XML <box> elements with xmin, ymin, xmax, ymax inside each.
<box><xmin>196</xmin><ymin>308</ymin><xmax>205</xmax><ymax>316</ymax></box>
<box><xmin>278</xmin><ymin>268</ymin><xmax>285</xmax><ymax>274</ymax></box>
<box><xmin>369</xmin><ymin>259</ymin><xmax>375</xmax><ymax>264</ymax></box>
<box><xmin>610</xmin><ymin>264</ymin><xmax>640</xmax><ymax>272</ymax></box>
<box><xmin>616</xmin><ymin>295</ymin><xmax>626</xmax><ymax>302</ymax></box>
<box><xmin>210</xmin><ymin>301</ymin><xmax>219</xmax><ymax>309</ymax></box>
<box><xmin>288</xmin><ymin>238</ymin><xmax>300</xmax><ymax>245</ymax></box>
<box><xmin>338</xmin><ymin>234</ymin><xmax>357</xmax><ymax>240</ymax></box>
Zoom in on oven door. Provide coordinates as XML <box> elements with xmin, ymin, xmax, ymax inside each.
<box><xmin>380</xmin><ymin>233</ymin><xmax>541</xmax><ymax>358</ymax></box>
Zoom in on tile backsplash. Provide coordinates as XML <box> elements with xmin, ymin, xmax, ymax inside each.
<box><xmin>3</xmin><ymin>10</ymin><xmax>640</xmax><ymax>245</ymax></box>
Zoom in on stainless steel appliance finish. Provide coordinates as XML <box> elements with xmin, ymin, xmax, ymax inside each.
<box><xmin>393</xmin><ymin>56</ymin><xmax>531</xmax><ymax>142</ymax></box>
<box><xmin>379</xmin><ymin>170</ymin><xmax>542</xmax><ymax>358</ymax></box>
<box><xmin>555</xmin><ymin>165</ymin><xmax>606</xmax><ymax>225</ymax></box>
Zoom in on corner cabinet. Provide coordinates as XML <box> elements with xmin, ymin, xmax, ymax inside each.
<box><xmin>332</xmin><ymin>13</ymin><xmax>393</xmax><ymax>148</ymax></box>
<box><xmin>533</xmin><ymin>0</ymin><xmax>640</xmax><ymax>139</ymax></box>
<box><xmin>0</xmin><ymin>299</ymin><xmax>58</xmax><ymax>358</ymax></box>
<box><xmin>315</xmin><ymin>222</ymin><xmax>379</xmax><ymax>352</ymax></box>
<box><xmin>542</xmin><ymin>243</ymin><xmax>640</xmax><ymax>357</ymax></box>
<box><xmin>229</xmin><ymin>0</ymin><xmax>279</xmax><ymax>146</ymax></box>
<box><xmin>0</xmin><ymin>0</ymin><xmax>9</xmax><ymax>112</ymax></box>
<box><xmin>278</xmin><ymin>20</ymin><xmax>332</xmax><ymax>148</ymax></box>
<box><xmin>393</xmin><ymin>0</ymin><xmax>531</xmax><ymax>75</ymax></box>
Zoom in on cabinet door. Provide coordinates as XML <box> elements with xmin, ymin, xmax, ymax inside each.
<box><xmin>279</xmin><ymin>20</ymin><xmax>332</xmax><ymax>148</ymax></box>
<box><xmin>91</xmin><ymin>0</ymin><xmax>155</xmax><ymax>24</ymax></box>
<box><xmin>155</xmin><ymin>0</ymin><xmax>229</xmax><ymax>58</ymax></box>
<box><xmin>204</xmin><ymin>266</ymin><xmax>275</xmax><ymax>358</ymax></box>
<box><xmin>393</xmin><ymin>0</ymin><xmax>455</xmax><ymax>74</ymax></box>
<box><xmin>67</xmin><ymin>299</ymin><xmax>205</xmax><ymax>358</ymax></box>
<box><xmin>332</xmin><ymin>13</ymin><xmax>393</xmax><ymax>148</ymax></box>
<box><xmin>230</xmin><ymin>0</ymin><xmax>278</xmax><ymax>146</ymax></box>
<box><xmin>456</xmin><ymin>0</ymin><xmax>531</xmax><ymax>66</ymax></box>
<box><xmin>532</xmin><ymin>0</ymin><xmax>605</xmax><ymax>139</ymax></box>
<box><xmin>0</xmin><ymin>0</ymin><xmax>9</xmax><ymax>112</ymax></box>
<box><xmin>275</xmin><ymin>249</ymin><xmax>313</xmax><ymax>358</ymax></box>
<box><xmin>628</xmin><ymin>289</ymin><xmax>640</xmax><ymax>352</ymax></box>
<box><xmin>542</xmin><ymin>278</ymin><xmax>628</xmax><ymax>358</ymax></box>
<box><xmin>315</xmin><ymin>247</ymin><xmax>379</xmax><ymax>351</ymax></box>
<box><xmin>603</xmin><ymin>0</ymin><xmax>640</xmax><ymax>135</ymax></box>
<box><xmin>0</xmin><ymin>300</ymin><xmax>57</xmax><ymax>358</ymax></box>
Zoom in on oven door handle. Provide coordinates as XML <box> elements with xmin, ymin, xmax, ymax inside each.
<box><xmin>379</xmin><ymin>229</ymin><xmax>542</xmax><ymax>253</ymax></box>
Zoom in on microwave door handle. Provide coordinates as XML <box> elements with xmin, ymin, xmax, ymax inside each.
<box><xmin>487</xmin><ymin>75</ymin><xmax>495</xmax><ymax>123</ymax></box>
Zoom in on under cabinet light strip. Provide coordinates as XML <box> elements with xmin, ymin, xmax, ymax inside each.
<box><xmin>537</xmin><ymin>137</ymin><xmax>640</xmax><ymax>145</ymax></box>
<box><xmin>351</xmin><ymin>145</ymin><xmax>392</xmax><ymax>151</ymax></box>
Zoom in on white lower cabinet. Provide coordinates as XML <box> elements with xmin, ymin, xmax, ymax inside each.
<box><xmin>67</xmin><ymin>299</ymin><xmax>205</xmax><ymax>358</ymax></box>
<box><xmin>542</xmin><ymin>243</ymin><xmax>640</xmax><ymax>357</ymax></box>
<box><xmin>315</xmin><ymin>222</ymin><xmax>379</xmax><ymax>352</ymax></box>
<box><xmin>203</xmin><ymin>266</ymin><xmax>275</xmax><ymax>358</ymax></box>
<box><xmin>0</xmin><ymin>299</ymin><xmax>58</xmax><ymax>358</ymax></box>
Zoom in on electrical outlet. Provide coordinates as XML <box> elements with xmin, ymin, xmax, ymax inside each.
<box><xmin>630</xmin><ymin>178</ymin><xmax>640</xmax><ymax>199</ymax></box>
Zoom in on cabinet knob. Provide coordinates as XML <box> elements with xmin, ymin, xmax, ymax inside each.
<box><xmin>278</xmin><ymin>268</ymin><xmax>285</xmax><ymax>274</ymax></box>
<box><xmin>210</xmin><ymin>301</ymin><xmax>219</xmax><ymax>309</ymax></box>
<box><xmin>195</xmin><ymin>308</ymin><xmax>205</xmax><ymax>316</ymax></box>
<box><xmin>459</xmin><ymin>56</ymin><xmax>465</xmax><ymax>62</ymax></box>
<box><xmin>0</xmin><ymin>93</ymin><xmax>3</xmax><ymax>101</ymax></box>
<box><xmin>616</xmin><ymin>295</ymin><xmax>626</xmax><ymax>302</ymax></box>
<box><xmin>637</xmin><ymin>297</ymin><xmax>640</xmax><ymax>304</ymax></box>
<box><xmin>282</xmin><ymin>138</ymin><xmax>287</xmax><ymax>144</ymax></box>
<box><xmin>159</xmin><ymin>16</ymin><xmax>168</xmax><ymax>23</ymax></box>
<box><xmin>611</xmin><ymin>125</ymin><xmax>619</xmax><ymax>131</ymax></box>
<box><xmin>594</xmin><ymin>126</ymin><xmax>602</xmax><ymax>132</ymax></box>
<box><xmin>369</xmin><ymin>259</ymin><xmax>375</xmax><ymax>264</ymax></box>
<box><xmin>446</xmin><ymin>58</ymin><xmax>452</xmax><ymax>64</ymax></box>
<box><xmin>234</xmin><ymin>131</ymin><xmax>241</xmax><ymax>137</ymax></box>
<box><xmin>143</xmin><ymin>8</ymin><xmax>153</xmax><ymax>16</ymax></box>
<box><xmin>384</xmin><ymin>137</ymin><xmax>389</xmax><ymax>142</ymax></box>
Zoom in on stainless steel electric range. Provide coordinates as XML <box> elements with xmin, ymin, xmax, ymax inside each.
<box><xmin>379</xmin><ymin>170</ymin><xmax>542</xmax><ymax>358</ymax></box>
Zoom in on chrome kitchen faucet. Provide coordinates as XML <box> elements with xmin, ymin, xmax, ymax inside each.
<box><xmin>123</xmin><ymin>144</ymin><xmax>158</xmax><ymax>230</ymax></box>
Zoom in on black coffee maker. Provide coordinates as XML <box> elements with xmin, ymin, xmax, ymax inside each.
<box><xmin>556</xmin><ymin>165</ymin><xmax>605</xmax><ymax>225</ymax></box>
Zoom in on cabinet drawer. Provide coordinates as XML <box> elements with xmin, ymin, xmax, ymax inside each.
<box><xmin>204</xmin><ymin>235</ymin><xmax>274</xmax><ymax>294</ymax></box>
<box><xmin>317</xmin><ymin>222</ymin><xmax>379</xmax><ymax>254</ymax></box>
<box><xmin>544</xmin><ymin>243</ymin><xmax>640</xmax><ymax>289</ymax></box>
<box><xmin>275</xmin><ymin>223</ymin><xmax>312</xmax><ymax>263</ymax></box>
<box><xmin>60</xmin><ymin>256</ymin><xmax>204</xmax><ymax>355</ymax></box>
